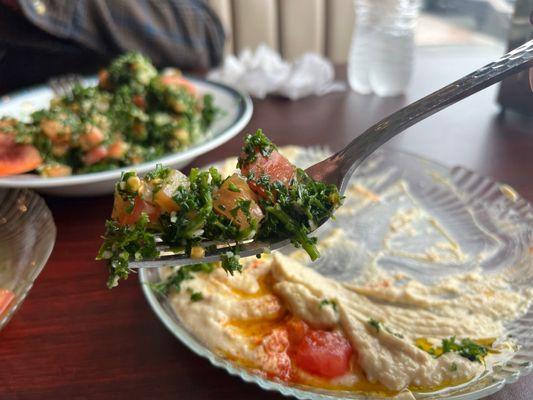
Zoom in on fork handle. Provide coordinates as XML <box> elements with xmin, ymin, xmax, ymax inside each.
<box><xmin>335</xmin><ymin>39</ymin><xmax>533</xmax><ymax>192</ymax></box>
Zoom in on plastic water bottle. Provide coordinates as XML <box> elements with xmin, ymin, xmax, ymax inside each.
<box><xmin>347</xmin><ymin>0</ymin><xmax>422</xmax><ymax>97</ymax></box>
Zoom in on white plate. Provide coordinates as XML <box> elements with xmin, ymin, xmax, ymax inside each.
<box><xmin>0</xmin><ymin>77</ymin><xmax>252</xmax><ymax>196</ymax></box>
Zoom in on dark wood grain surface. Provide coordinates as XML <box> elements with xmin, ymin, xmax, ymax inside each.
<box><xmin>1</xmin><ymin>45</ymin><xmax>532</xmax><ymax>400</ymax></box>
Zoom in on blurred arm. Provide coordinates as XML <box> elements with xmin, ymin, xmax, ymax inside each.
<box><xmin>17</xmin><ymin>0</ymin><xmax>226</xmax><ymax>69</ymax></box>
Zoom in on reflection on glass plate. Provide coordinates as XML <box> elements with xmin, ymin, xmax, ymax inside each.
<box><xmin>140</xmin><ymin>149</ymin><xmax>532</xmax><ymax>400</ymax></box>
<box><xmin>0</xmin><ymin>189</ymin><xmax>56</xmax><ymax>331</ymax></box>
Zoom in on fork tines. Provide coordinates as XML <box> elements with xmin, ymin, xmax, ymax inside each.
<box><xmin>49</xmin><ymin>74</ymin><xmax>83</xmax><ymax>97</ymax></box>
<box><xmin>129</xmin><ymin>236</ymin><xmax>290</xmax><ymax>269</ymax></box>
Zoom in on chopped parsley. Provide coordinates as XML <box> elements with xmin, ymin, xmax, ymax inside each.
<box><xmin>367</xmin><ymin>318</ymin><xmax>404</xmax><ymax>339</ymax></box>
<box><xmin>368</xmin><ymin>319</ymin><xmax>381</xmax><ymax>333</ymax></box>
<box><xmin>107</xmin><ymin>51</ymin><xmax>157</xmax><ymax>87</ymax></box>
<box><xmin>258</xmin><ymin>168</ymin><xmax>342</xmax><ymax>261</ymax></box>
<box><xmin>145</xmin><ymin>163</ymin><xmax>172</xmax><ymax>181</ymax></box>
<box><xmin>7</xmin><ymin>51</ymin><xmax>220</xmax><ymax>177</ymax></box>
<box><xmin>190</xmin><ymin>291</ymin><xmax>204</xmax><ymax>302</ymax></box>
<box><xmin>150</xmin><ymin>263</ymin><xmax>215</xmax><ymax>295</ymax></box>
<box><xmin>237</xmin><ymin>129</ymin><xmax>277</xmax><ymax>167</ymax></box>
<box><xmin>442</xmin><ymin>337</ymin><xmax>489</xmax><ymax>362</ymax></box>
<box><xmin>96</xmin><ymin>213</ymin><xmax>158</xmax><ymax>288</ymax></box>
<box><xmin>418</xmin><ymin>336</ymin><xmax>489</xmax><ymax>363</ymax></box>
<box><xmin>450</xmin><ymin>362</ymin><xmax>458</xmax><ymax>372</ymax></box>
<box><xmin>201</xmin><ymin>94</ymin><xmax>219</xmax><ymax>130</ymax></box>
<box><xmin>319</xmin><ymin>298</ymin><xmax>337</xmax><ymax>311</ymax></box>
<box><xmin>227</xmin><ymin>181</ymin><xmax>241</xmax><ymax>192</ymax></box>
<box><xmin>385</xmin><ymin>326</ymin><xmax>404</xmax><ymax>339</ymax></box>
<box><xmin>220</xmin><ymin>252</ymin><xmax>242</xmax><ymax>275</ymax></box>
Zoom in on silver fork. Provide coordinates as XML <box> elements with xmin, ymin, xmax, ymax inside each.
<box><xmin>130</xmin><ymin>39</ymin><xmax>533</xmax><ymax>270</ymax></box>
<box><xmin>48</xmin><ymin>74</ymin><xmax>83</xmax><ymax>97</ymax></box>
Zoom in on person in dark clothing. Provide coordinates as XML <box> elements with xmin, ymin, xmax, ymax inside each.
<box><xmin>0</xmin><ymin>0</ymin><xmax>225</xmax><ymax>93</ymax></box>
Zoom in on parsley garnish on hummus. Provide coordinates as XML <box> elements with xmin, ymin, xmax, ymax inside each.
<box><xmin>418</xmin><ymin>336</ymin><xmax>490</xmax><ymax>363</ymax></box>
<box><xmin>149</xmin><ymin>263</ymin><xmax>215</xmax><ymax>295</ymax></box>
<box><xmin>442</xmin><ymin>337</ymin><xmax>489</xmax><ymax>362</ymax></box>
<box><xmin>368</xmin><ymin>319</ymin><xmax>381</xmax><ymax>333</ymax></box>
<box><xmin>319</xmin><ymin>298</ymin><xmax>337</xmax><ymax>311</ymax></box>
<box><xmin>189</xmin><ymin>291</ymin><xmax>204</xmax><ymax>302</ymax></box>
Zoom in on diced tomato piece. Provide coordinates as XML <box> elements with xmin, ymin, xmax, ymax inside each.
<box><xmin>107</xmin><ymin>138</ymin><xmax>128</xmax><ymax>160</ymax></box>
<box><xmin>240</xmin><ymin>150</ymin><xmax>295</xmax><ymax>198</ymax></box>
<box><xmin>0</xmin><ymin>133</ymin><xmax>43</xmax><ymax>176</ymax></box>
<box><xmin>128</xmin><ymin>197</ymin><xmax>160</xmax><ymax>225</ymax></box>
<box><xmin>212</xmin><ymin>173</ymin><xmax>264</xmax><ymax>234</ymax></box>
<box><xmin>40</xmin><ymin>117</ymin><xmax>72</xmax><ymax>144</ymax></box>
<box><xmin>111</xmin><ymin>192</ymin><xmax>128</xmax><ymax>221</ymax></box>
<box><xmin>114</xmin><ymin>195</ymin><xmax>160</xmax><ymax>226</ymax></box>
<box><xmin>132</xmin><ymin>94</ymin><xmax>147</xmax><ymax>109</ymax></box>
<box><xmin>0</xmin><ymin>289</ymin><xmax>14</xmax><ymax>315</ymax></box>
<box><xmin>291</xmin><ymin>329</ymin><xmax>353</xmax><ymax>378</ymax></box>
<box><xmin>286</xmin><ymin>318</ymin><xmax>309</xmax><ymax>344</ymax></box>
<box><xmin>79</xmin><ymin>125</ymin><xmax>105</xmax><ymax>150</ymax></box>
<box><xmin>82</xmin><ymin>145</ymin><xmax>108</xmax><ymax>165</ymax></box>
<box><xmin>152</xmin><ymin>169</ymin><xmax>188</xmax><ymax>213</ymax></box>
<box><xmin>98</xmin><ymin>69</ymin><xmax>111</xmax><ymax>90</ymax></box>
<box><xmin>160</xmin><ymin>74</ymin><xmax>196</xmax><ymax>96</ymax></box>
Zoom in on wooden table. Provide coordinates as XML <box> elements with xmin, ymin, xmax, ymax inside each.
<box><xmin>2</xmin><ymin>45</ymin><xmax>532</xmax><ymax>399</ymax></box>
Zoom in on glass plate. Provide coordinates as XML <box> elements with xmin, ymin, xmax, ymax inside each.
<box><xmin>0</xmin><ymin>189</ymin><xmax>56</xmax><ymax>331</ymax></box>
<box><xmin>139</xmin><ymin>149</ymin><xmax>532</xmax><ymax>400</ymax></box>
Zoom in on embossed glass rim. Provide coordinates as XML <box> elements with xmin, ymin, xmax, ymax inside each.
<box><xmin>139</xmin><ymin>149</ymin><xmax>533</xmax><ymax>400</ymax></box>
<box><xmin>0</xmin><ymin>189</ymin><xmax>56</xmax><ymax>330</ymax></box>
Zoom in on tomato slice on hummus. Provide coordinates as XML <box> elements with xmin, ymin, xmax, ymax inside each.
<box><xmin>284</xmin><ymin>319</ymin><xmax>354</xmax><ymax>378</ymax></box>
<box><xmin>291</xmin><ymin>328</ymin><xmax>353</xmax><ymax>378</ymax></box>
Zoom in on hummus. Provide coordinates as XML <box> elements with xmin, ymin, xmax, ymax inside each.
<box><xmin>165</xmin><ymin>252</ymin><xmax>530</xmax><ymax>394</ymax></box>
<box><xmin>159</xmin><ymin>148</ymin><xmax>533</xmax><ymax>396</ymax></box>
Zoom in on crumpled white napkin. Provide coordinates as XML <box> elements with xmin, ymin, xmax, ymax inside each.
<box><xmin>208</xmin><ymin>44</ymin><xmax>346</xmax><ymax>100</ymax></box>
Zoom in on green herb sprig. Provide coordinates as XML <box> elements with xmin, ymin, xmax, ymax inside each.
<box><xmin>97</xmin><ymin>213</ymin><xmax>158</xmax><ymax>288</ymax></box>
<box><xmin>150</xmin><ymin>263</ymin><xmax>215</xmax><ymax>295</ymax></box>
